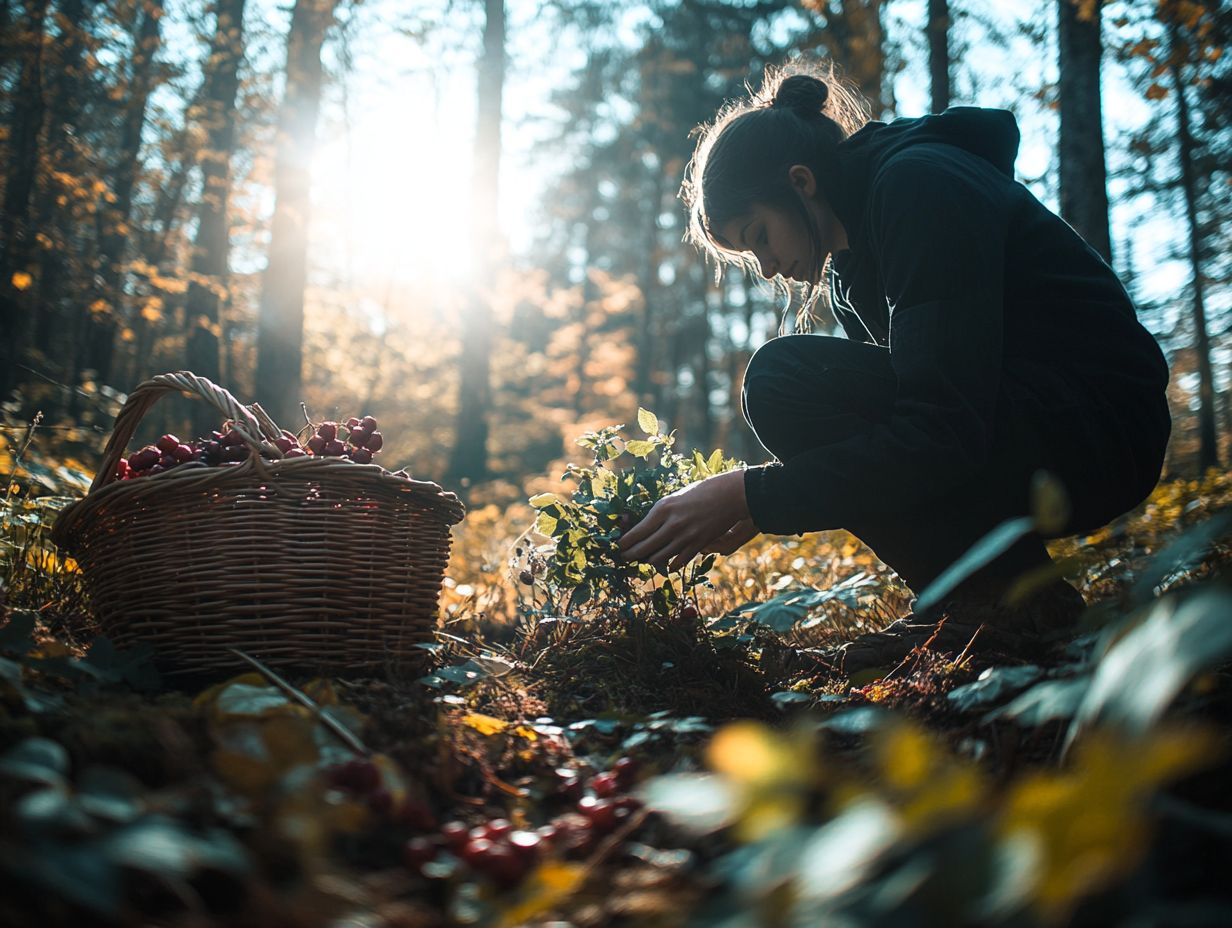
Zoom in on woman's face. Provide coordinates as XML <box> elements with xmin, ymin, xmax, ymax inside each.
<box><xmin>711</xmin><ymin>164</ymin><xmax>848</xmax><ymax>285</ymax></box>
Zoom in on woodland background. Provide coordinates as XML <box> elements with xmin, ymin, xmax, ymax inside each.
<box><xmin>0</xmin><ymin>0</ymin><xmax>1228</xmax><ymax>510</ymax></box>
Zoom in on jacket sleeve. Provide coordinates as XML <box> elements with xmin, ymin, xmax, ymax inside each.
<box><xmin>744</xmin><ymin>149</ymin><xmax>1008</xmax><ymax>535</ymax></box>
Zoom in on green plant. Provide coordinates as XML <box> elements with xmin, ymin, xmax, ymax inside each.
<box><xmin>525</xmin><ymin>409</ymin><xmax>744</xmax><ymax>619</ymax></box>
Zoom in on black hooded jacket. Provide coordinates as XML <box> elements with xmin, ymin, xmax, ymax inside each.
<box><xmin>742</xmin><ymin>106</ymin><xmax>1171</xmax><ymax>536</ymax></box>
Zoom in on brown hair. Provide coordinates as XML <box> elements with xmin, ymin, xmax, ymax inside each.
<box><xmin>680</xmin><ymin>59</ymin><xmax>872</xmax><ymax>334</ymax></box>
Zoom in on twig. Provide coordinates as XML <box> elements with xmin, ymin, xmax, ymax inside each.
<box><xmin>229</xmin><ymin>648</ymin><xmax>369</xmax><ymax>755</ymax></box>
<box><xmin>4</xmin><ymin>412</ymin><xmax>43</xmax><ymax>507</ymax></box>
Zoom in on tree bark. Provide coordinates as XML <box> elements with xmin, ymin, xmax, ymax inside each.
<box><xmin>0</xmin><ymin>0</ymin><xmax>50</xmax><ymax>394</ymax></box>
<box><xmin>254</xmin><ymin>0</ymin><xmax>337</xmax><ymax>427</ymax></box>
<box><xmin>1057</xmin><ymin>0</ymin><xmax>1113</xmax><ymax>264</ymax></box>
<box><xmin>184</xmin><ymin>0</ymin><xmax>246</xmax><ymax>431</ymax></box>
<box><xmin>926</xmin><ymin>0</ymin><xmax>951</xmax><ymax>112</ymax></box>
<box><xmin>447</xmin><ymin>0</ymin><xmax>505</xmax><ymax>490</ymax></box>
<box><xmin>85</xmin><ymin>0</ymin><xmax>165</xmax><ymax>386</ymax></box>
<box><xmin>1167</xmin><ymin>16</ymin><xmax>1219</xmax><ymax>471</ymax></box>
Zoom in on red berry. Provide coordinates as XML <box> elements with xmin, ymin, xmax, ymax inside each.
<box><xmin>360</xmin><ymin>415</ymin><xmax>377</xmax><ymax>431</ymax></box>
<box><xmin>535</xmin><ymin>824</ymin><xmax>558</xmax><ymax>845</ymax></box>
<box><xmin>222</xmin><ymin>444</ymin><xmax>248</xmax><ymax>463</ymax></box>
<box><xmin>129</xmin><ymin>447</ymin><xmax>159</xmax><ymax>470</ymax></box>
<box><xmin>613</xmin><ymin>756</ymin><xmax>640</xmax><ymax>787</ymax></box>
<box><xmin>274</xmin><ymin>436</ymin><xmax>296</xmax><ymax>454</ymax></box>
<box><xmin>173</xmin><ymin>443</ymin><xmax>195</xmax><ymax>463</ymax></box>
<box><xmin>115</xmin><ymin>459</ymin><xmax>130</xmax><ymax>479</ymax></box>
<box><xmin>578</xmin><ymin>796</ymin><xmax>618</xmax><ymax>832</ymax></box>
<box><xmin>680</xmin><ymin>603</ymin><xmax>700</xmax><ymax>620</ymax></box>
<box><xmin>441</xmin><ymin>821</ymin><xmax>470</xmax><ymax>850</ymax></box>
<box><xmin>323</xmin><ymin>439</ymin><xmax>346</xmax><ymax>456</ymax></box>
<box><xmin>482</xmin><ymin>843</ymin><xmax>527</xmax><ymax>888</ymax></box>
<box><xmin>508</xmin><ymin>830</ymin><xmax>541</xmax><ymax>856</ymax></box>
<box><xmin>350</xmin><ymin>448</ymin><xmax>373</xmax><ymax>464</ymax></box>
<box><xmin>317</xmin><ymin>421</ymin><xmax>338</xmax><ymax>442</ymax></box>
<box><xmin>148</xmin><ymin>464</ymin><xmax>164</xmax><ymax>475</ymax></box>
<box><xmin>156</xmin><ymin>434</ymin><xmax>180</xmax><ymax>453</ymax></box>
<box><xmin>348</xmin><ymin>429</ymin><xmax>369</xmax><ymax>448</ymax></box>
<box><xmin>284</xmin><ymin>448</ymin><xmax>307</xmax><ymax>458</ymax></box>
<box><xmin>483</xmin><ymin>818</ymin><xmax>513</xmax><ymax>841</ymax></box>
<box><xmin>307</xmin><ymin>435</ymin><xmax>326</xmax><ymax>454</ymax></box>
<box><xmin>221</xmin><ymin>429</ymin><xmax>246</xmax><ymax>447</ymax></box>
<box><xmin>591</xmin><ymin>772</ymin><xmax>619</xmax><ymax>798</ymax></box>
<box><xmin>365</xmin><ymin>431</ymin><xmax>383</xmax><ymax>452</ymax></box>
<box><xmin>552</xmin><ymin>813</ymin><xmax>594</xmax><ymax>855</ymax></box>
<box><xmin>558</xmin><ymin>777</ymin><xmax>583</xmax><ymax>802</ymax></box>
<box><xmin>403</xmin><ymin>836</ymin><xmax>437</xmax><ymax>870</ymax></box>
<box><xmin>203</xmin><ymin>441</ymin><xmax>222</xmax><ymax>460</ymax></box>
<box><xmin>159</xmin><ymin>453</ymin><xmax>177</xmax><ymax>468</ymax></box>
<box><xmin>345</xmin><ymin>417</ymin><xmax>360</xmax><ymax>429</ymax></box>
<box><xmin>461</xmin><ymin>837</ymin><xmax>494</xmax><ymax>868</ymax></box>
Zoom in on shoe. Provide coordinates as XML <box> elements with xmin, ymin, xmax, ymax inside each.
<box><xmin>809</xmin><ymin>577</ymin><xmax>1087</xmax><ymax>677</ymax></box>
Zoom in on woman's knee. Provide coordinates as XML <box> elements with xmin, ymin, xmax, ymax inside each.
<box><xmin>742</xmin><ymin>334</ymin><xmax>895</xmax><ymax>431</ymax></box>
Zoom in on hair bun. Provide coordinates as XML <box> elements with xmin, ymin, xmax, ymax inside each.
<box><xmin>773</xmin><ymin>74</ymin><xmax>829</xmax><ymax>113</ymax></box>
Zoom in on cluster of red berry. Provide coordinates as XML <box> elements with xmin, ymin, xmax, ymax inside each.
<box><xmin>114</xmin><ymin>415</ymin><xmax>385</xmax><ymax>480</ymax></box>
<box><xmin>324</xmin><ymin>755</ymin><xmax>643</xmax><ymax>890</ymax></box>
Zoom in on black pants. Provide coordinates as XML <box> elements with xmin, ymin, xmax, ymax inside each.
<box><xmin>741</xmin><ymin>335</ymin><xmax>1170</xmax><ymax>595</ymax></box>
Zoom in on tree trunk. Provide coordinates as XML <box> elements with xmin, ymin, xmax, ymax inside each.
<box><xmin>184</xmin><ymin>0</ymin><xmax>246</xmax><ymax>432</ymax></box>
<box><xmin>254</xmin><ymin>0</ymin><xmax>336</xmax><ymax>427</ymax></box>
<box><xmin>0</xmin><ymin>0</ymin><xmax>50</xmax><ymax>395</ymax></box>
<box><xmin>447</xmin><ymin>0</ymin><xmax>505</xmax><ymax>490</ymax></box>
<box><xmin>1057</xmin><ymin>0</ymin><xmax>1113</xmax><ymax>264</ymax></box>
<box><xmin>85</xmin><ymin>0</ymin><xmax>165</xmax><ymax>386</ymax></box>
<box><xmin>1167</xmin><ymin>17</ymin><xmax>1219</xmax><ymax>471</ymax></box>
<box><xmin>926</xmin><ymin>0</ymin><xmax>951</xmax><ymax>112</ymax></box>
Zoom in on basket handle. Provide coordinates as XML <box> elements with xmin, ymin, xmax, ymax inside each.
<box><xmin>89</xmin><ymin>371</ymin><xmax>284</xmax><ymax>494</ymax></box>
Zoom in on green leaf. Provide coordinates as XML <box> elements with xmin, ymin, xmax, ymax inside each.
<box><xmin>913</xmin><ymin>516</ymin><xmax>1035</xmax><ymax>614</ymax></box>
<box><xmin>1128</xmin><ymin>510</ymin><xmax>1232</xmax><ymax>604</ymax></box>
<box><xmin>984</xmin><ymin>676</ymin><xmax>1091</xmax><ymax>727</ymax></box>
<box><xmin>637</xmin><ymin>408</ymin><xmax>660</xmax><ymax>435</ymax></box>
<box><xmin>946</xmin><ymin>665</ymin><xmax>1044</xmax><ymax>714</ymax></box>
<box><xmin>529</xmin><ymin>493</ymin><xmax>561</xmax><ymax>508</ymax></box>
<box><xmin>636</xmin><ymin>773</ymin><xmax>737</xmax><ymax>833</ymax></box>
<box><xmin>1069</xmin><ymin>586</ymin><xmax>1232</xmax><ymax>741</ymax></box>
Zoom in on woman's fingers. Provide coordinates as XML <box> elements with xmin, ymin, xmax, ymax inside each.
<box><xmin>701</xmin><ymin>518</ymin><xmax>760</xmax><ymax>556</ymax></box>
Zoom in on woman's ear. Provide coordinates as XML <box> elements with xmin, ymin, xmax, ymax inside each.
<box><xmin>787</xmin><ymin>164</ymin><xmax>817</xmax><ymax>198</ymax></box>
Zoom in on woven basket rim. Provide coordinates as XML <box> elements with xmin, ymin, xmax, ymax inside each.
<box><xmin>51</xmin><ymin>370</ymin><xmax>466</xmax><ymax>553</ymax></box>
<box><xmin>53</xmin><ymin>455</ymin><xmax>465</xmax><ymax>550</ymax></box>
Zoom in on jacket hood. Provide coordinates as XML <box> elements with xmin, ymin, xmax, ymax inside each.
<box><xmin>820</xmin><ymin>106</ymin><xmax>1022</xmax><ymax>246</ymax></box>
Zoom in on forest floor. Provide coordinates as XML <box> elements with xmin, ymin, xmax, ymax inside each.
<box><xmin>2</xmin><ymin>455</ymin><xmax>1232</xmax><ymax>927</ymax></box>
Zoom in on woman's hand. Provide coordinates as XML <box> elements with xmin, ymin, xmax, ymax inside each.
<box><xmin>617</xmin><ymin>469</ymin><xmax>761</xmax><ymax>573</ymax></box>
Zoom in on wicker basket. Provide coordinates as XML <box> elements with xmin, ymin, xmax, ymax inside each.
<box><xmin>51</xmin><ymin>371</ymin><xmax>466</xmax><ymax>677</ymax></box>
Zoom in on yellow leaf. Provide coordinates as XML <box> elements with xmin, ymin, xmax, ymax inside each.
<box><xmin>10</xmin><ymin>271</ymin><xmax>32</xmax><ymax>290</ymax></box>
<box><xmin>462</xmin><ymin>712</ymin><xmax>509</xmax><ymax>736</ymax></box>
<box><xmin>637</xmin><ymin>407</ymin><xmax>660</xmax><ymax>435</ymax></box>
<box><xmin>528</xmin><ymin>493</ymin><xmax>559</xmax><ymax>508</ymax></box>
<box><xmin>534</xmin><ymin>511</ymin><xmax>557</xmax><ymax>537</ymax></box>
<box><xmin>497</xmin><ymin>861</ymin><xmax>586</xmax><ymax>927</ymax></box>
